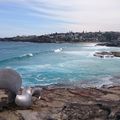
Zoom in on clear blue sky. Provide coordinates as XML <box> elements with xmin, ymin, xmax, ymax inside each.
<box><xmin>0</xmin><ymin>0</ymin><xmax>120</xmax><ymax>37</ymax></box>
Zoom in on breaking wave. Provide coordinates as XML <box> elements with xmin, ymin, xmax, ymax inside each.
<box><xmin>0</xmin><ymin>53</ymin><xmax>34</xmax><ymax>63</ymax></box>
<box><xmin>54</xmin><ymin>48</ymin><xmax>63</xmax><ymax>53</ymax></box>
<box><xmin>0</xmin><ymin>50</ymin><xmax>52</xmax><ymax>64</ymax></box>
<box><xmin>21</xmin><ymin>53</ymin><xmax>33</xmax><ymax>57</ymax></box>
<box><xmin>63</xmin><ymin>50</ymin><xmax>94</xmax><ymax>57</ymax></box>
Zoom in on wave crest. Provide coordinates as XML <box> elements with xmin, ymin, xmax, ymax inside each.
<box><xmin>21</xmin><ymin>53</ymin><xmax>33</xmax><ymax>57</ymax></box>
<box><xmin>54</xmin><ymin>48</ymin><xmax>63</xmax><ymax>53</ymax></box>
<box><xmin>0</xmin><ymin>53</ymin><xmax>34</xmax><ymax>64</ymax></box>
<box><xmin>0</xmin><ymin>49</ymin><xmax>55</xmax><ymax>64</ymax></box>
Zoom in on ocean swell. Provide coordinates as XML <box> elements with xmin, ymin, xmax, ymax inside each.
<box><xmin>0</xmin><ymin>50</ymin><xmax>52</xmax><ymax>64</ymax></box>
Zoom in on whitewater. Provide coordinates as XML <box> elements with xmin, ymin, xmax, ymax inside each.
<box><xmin>0</xmin><ymin>41</ymin><xmax>120</xmax><ymax>87</ymax></box>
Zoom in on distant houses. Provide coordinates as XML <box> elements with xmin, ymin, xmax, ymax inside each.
<box><xmin>0</xmin><ymin>31</ymin><xmax>120</xmax><ymax>46</ymax></box>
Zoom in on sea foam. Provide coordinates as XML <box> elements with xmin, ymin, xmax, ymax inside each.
<box><xmin>54</xmin><ymin>48</ymin><xmax>63</xmax><ymax>53</ymax></box>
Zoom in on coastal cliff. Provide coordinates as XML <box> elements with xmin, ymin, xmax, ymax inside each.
<box><xmin>1</xmin><ymin>86</ymin><xmax>120</xmax><ymax>120</ymax></box>
<box><xmin>0</xmin><ymin>32</ymin><xmax>120</xmax><ymax>47</ymax></box>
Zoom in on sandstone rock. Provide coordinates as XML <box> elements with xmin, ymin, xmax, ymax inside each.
<box><xmin>0</xmin><ymin>86</ymin><xmax>120</xmax><ymax>120</ymax></box>
<box><xmin>61</xmin><ymin>103</ymin><xmax>109</xmax><ymax>120</ymax></box>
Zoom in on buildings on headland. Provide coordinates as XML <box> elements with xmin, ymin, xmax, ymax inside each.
<box><xmin>0</xmin><ymin>31</ymin><xmax>120</xmax><ymax>46</ymax></box>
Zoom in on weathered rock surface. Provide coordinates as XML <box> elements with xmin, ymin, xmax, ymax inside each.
<box><xmin>94</xmin><ymin>51</ymin><xmax>120</xmax><ymax>58</ymax></box>
<box><xmin>1</xmin><ymin>86</ymin><xmax>120</xmax><ymax>120</ymax></box>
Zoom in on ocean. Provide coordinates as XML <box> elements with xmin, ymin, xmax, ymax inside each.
<box><xmin>0</xmin><ymin>41</ymin><xmax>120</xmax><ymax>87</ymax></box>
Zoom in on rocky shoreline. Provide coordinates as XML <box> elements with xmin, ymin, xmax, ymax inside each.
<box><xmin>94</xmin><ymin>51</ymin><xmax>120</xmax><ymax>58</ymax></box>
<box><xmin>1</xmin><ymin>85</ymin><xmax>120</xmax><ymax>120</ymax></box>
<box><xmin>0</xmin><ymin>31</ymin><xmax>120</xmax><ymax>47</ymax></box>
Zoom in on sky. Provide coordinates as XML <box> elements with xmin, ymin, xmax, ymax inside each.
<box><xmin>0</xmin><ymin>0</ymin><xmax>120</xmax><ymax>37</ymax></box>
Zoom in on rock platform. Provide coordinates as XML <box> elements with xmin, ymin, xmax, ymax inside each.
<box><xmin>1</xmin><ymin>86</ymin><xmax>120</xmax><ymax>120</ymax></box>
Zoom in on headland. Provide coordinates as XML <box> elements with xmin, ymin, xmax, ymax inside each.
<box><xmin>0</xmin><ymin>31</ymin><xmax>120</xmax><ymax>47</ymax></box>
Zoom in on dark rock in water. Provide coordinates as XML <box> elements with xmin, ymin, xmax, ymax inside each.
<box><xmin>111</xmin><ymin>52</ymin><xmax>120</xmax><ymax>57</ymax></box>
<box><xmin>97</xmin><ymin>42</ymin><xmax>120</xmax><ymax>47</ymax></box>
<box><xmin>98</xmin><ymin>41</ymin><xmax>120</xmax><ymax>47</ymax></box>
<box><xmin>94</xmin><ymin>51</ymin><xmax>120</xmax><ymax>58</ymax></box>
<box><xmin>94</xmin><ymin>52</ymin><xmax>114</xmax><ymax>58</ymax></box>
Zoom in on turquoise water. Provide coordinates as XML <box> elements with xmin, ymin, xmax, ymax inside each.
<box><xmin>0</xmin><ymin>41</ymin><xmax>120</xmax><ymax>87</ymax></box>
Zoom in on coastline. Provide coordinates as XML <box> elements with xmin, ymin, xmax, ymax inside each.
<box><xmin>0</xmin><ymin>33</ymin><xmax>120</xmax><ymax>119</ymax></box>
<box><xmin>0</xmin><ymin>31</ymin><xmax>120</xmax><ymax>47</ymax></box>
<box><xmin>1</xmin><ymin>84</ymin><xmax>120</xmax><ymax>120</ymax></box>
